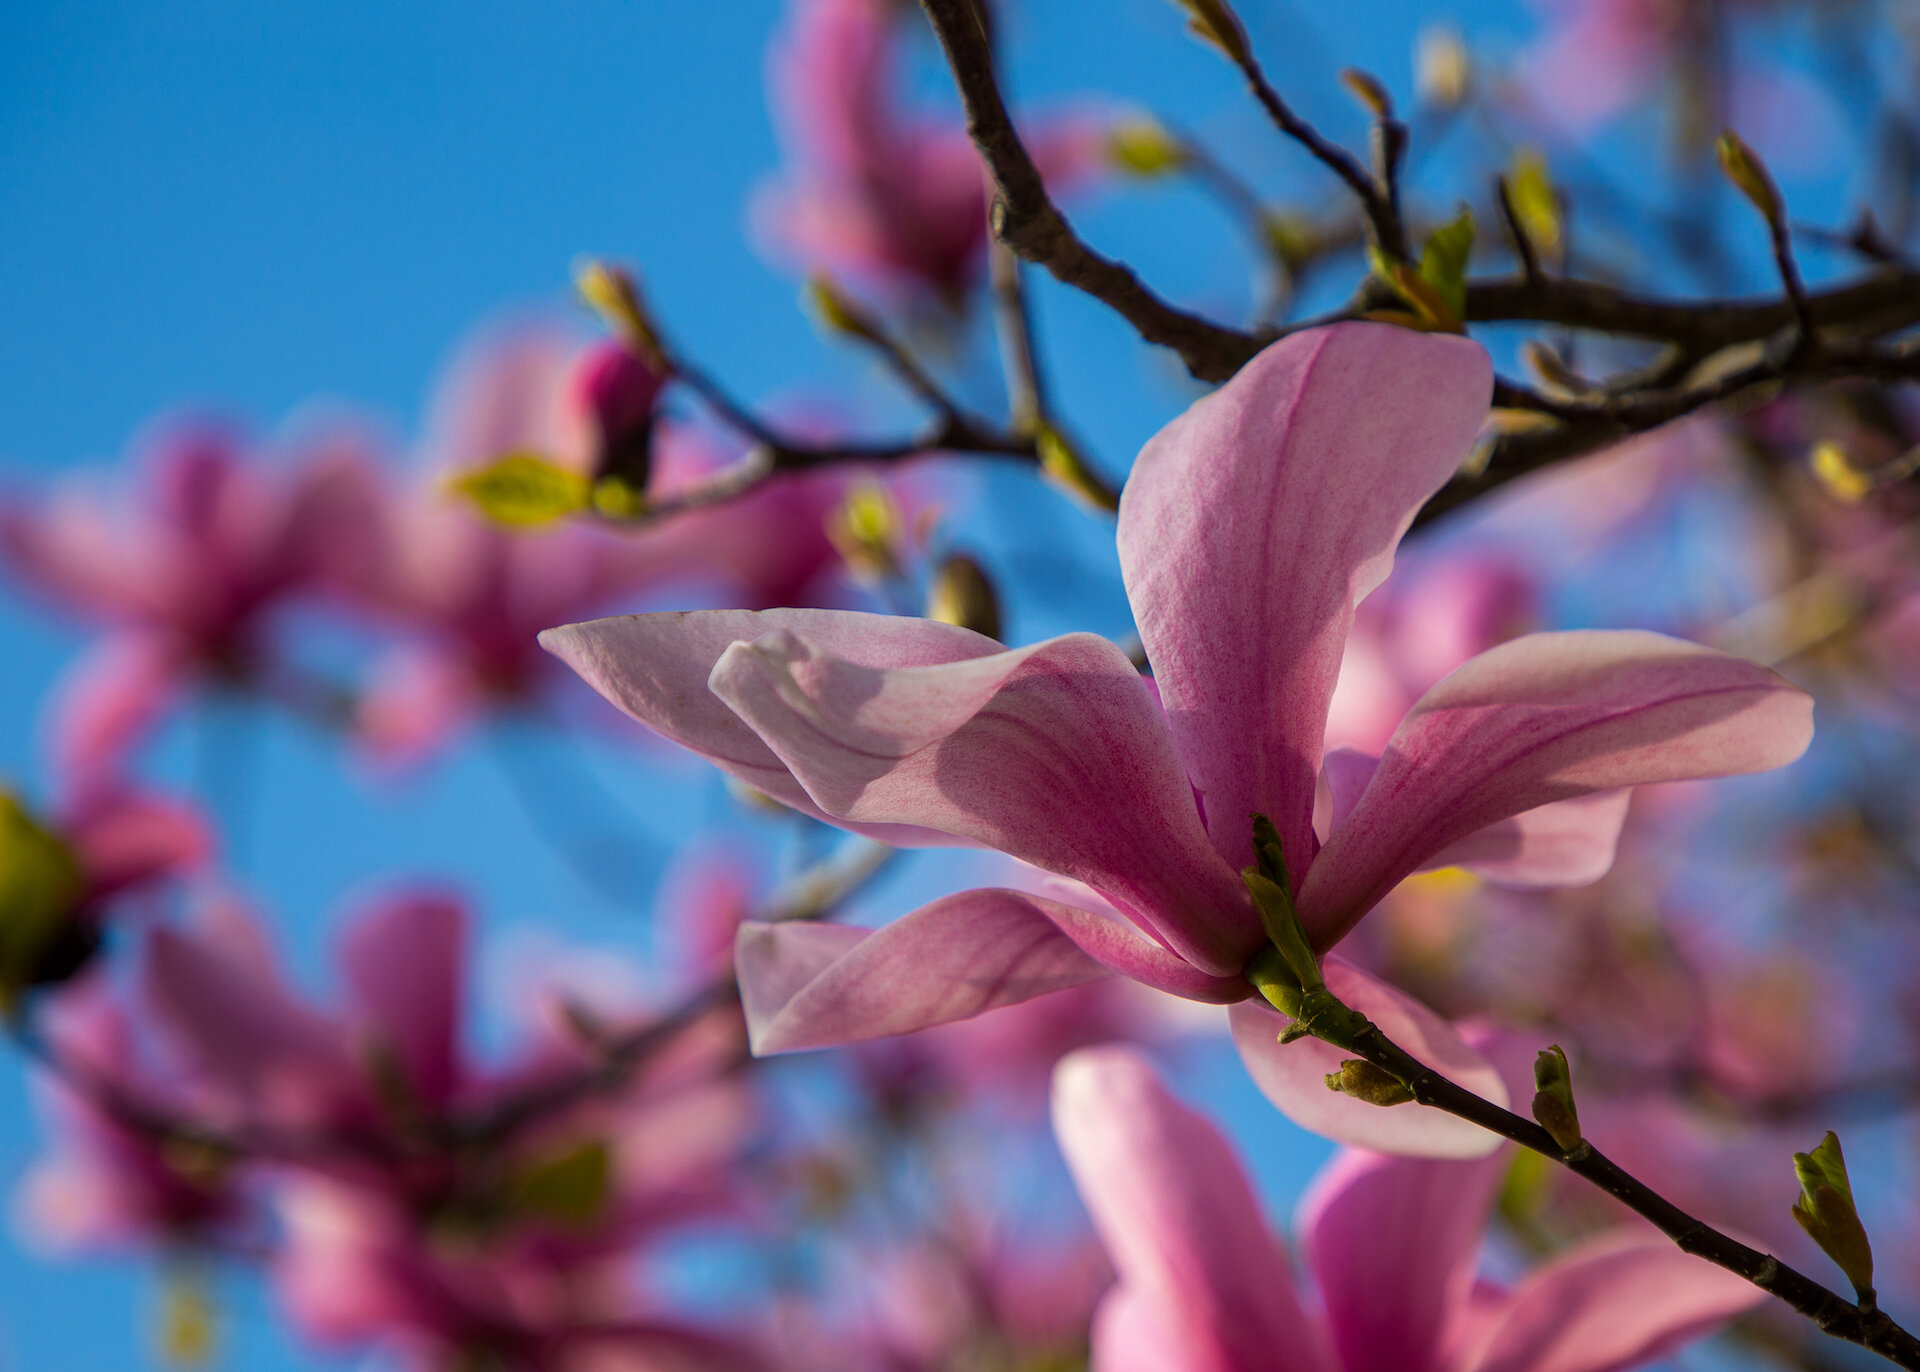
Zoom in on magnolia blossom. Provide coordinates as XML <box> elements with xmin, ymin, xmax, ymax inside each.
<box><xmin>1052</xmin><ymin>1044</ymin><xmax>1763</xmax><ymax>1372</ymax></box>
<box><xmin>351</xmin><ymin>323</ymin><xmax>868</xmax><ymax>764</ymax></box>
<box><xmin>754</xmin><ymin>0</ymin><xmax>1102</xmax><ymax>301</ymax></box>
<box><xmin>544</xmin><ymin>322</ymin><xmax>1813</xmax><ymax>1156</ymax></box>
<box><xmin>1</xmin><ymin>421</ymin><xmax>381</xmax><ymax>783</ymax></box>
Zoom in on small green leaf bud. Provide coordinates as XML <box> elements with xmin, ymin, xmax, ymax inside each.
<box><xmin>512</xmin><ymin>1138</ymin><xmax>613</xmax><ymax>1228</ymax></box>
<box><xmin>1791</xmin><ymin>1131</ymin><xmax>1875</xmax><ymax>1304</ymax></box>
<box><xmin>0</xmin><ymin>791</ymin><xmax>86</xmax><ymax>1013</ymax></box>
<box><xmin>1530</xmin><ymin>1044</ymin><xmax>1583</xmax><ymax>1152</ymax></box>
<box><xmin>575</xmin><ymin>259</ymin><xmax>668</xmax><ymax>371</ymax></box>
<box><xmin>1107</xmin><ymin>117</ymin><xmax>1188</xmax><ymax>177</ymax></box>
<box><xmin>1326</xmin><ymin>1059</ymin><xmax>1415</xmax><ymax>1107</ymax></box>
<box><xmin>1716</xmin><ymin>130</ymin><xmax>1782</xmax><ymax>224</ymax></box>
<box><xmin>1339</xmin><ymin>68</ymin><xmax>1394</xmax><ymax>120</ymax></box>
<box><xmin>925</xmin><ymin>554</ymin><xmax>1002</xmax><ymax>642</ymax></box>
<box><xmin>1169</xmin><ymin>0</ymin><xmax>1250</xmax><ymax>63</ymax></box>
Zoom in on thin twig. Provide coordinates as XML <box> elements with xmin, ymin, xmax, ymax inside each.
<box><xmin>1287</xmin><ymin>1001</ymin><xmax>1920</xmax><ymax>1368</ymax></box>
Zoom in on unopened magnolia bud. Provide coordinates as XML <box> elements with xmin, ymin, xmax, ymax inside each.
<box><xmin>1415</xmin><ymin>26</ymin><xmax>1471</xmax><ymax>108</ymax></box>
<box><xmin>1170</xmin><ymin>0</ymin><xmax>1249</xmax><ymax>63</ymax></box>
<box><xmin>1791</xmin><ymin>1131</ymin><xmax>1875</xmax><ymax>1303</ymax></box>
<box><xmin>1716</xmin><ymin>130</ymin><xmax>1782</xmax><ymax>223</ymax></box>
<box><xmin>1107</xmin><ymin>117</ymin><xmax>1188</xmax><ymax>176</ymax></box>
<box><xmin>925</xmin><ymin>554</ymin><xmax>1002</xmax><ymax>641</ymax></box>
<box><xmin>0</xmin><ymin>792</ymin><xmax>86</xmax><ymax>1012</ymax></box>
<box><xmin>1530</xmin><ymin>1044</ymin><xmax>1583</xmax><ymax>1152</ymax></box>
<box><xmin>1339</xmin><ymin>68</ymin><xmax>1394</xmax><ymax>120</ymax></box>
<box><xmin>1326</xmin><ymin>1059</ymin><xmax>1414</xmax><ymax>1107</ymax></box>
<box><xmin>571</xmin><ymin>341</ymin><xmax>665</xmax><ymax>488</ymax></box>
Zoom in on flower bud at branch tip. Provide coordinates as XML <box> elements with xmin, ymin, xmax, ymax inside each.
<box><xmin>1169</xmin><ymin>0</ymin><xmax>1250</xmax><ymax>64</ymax></box>
<box><xmin>1530</xmin><ymin>1044</ymin><xmax>1583</xmax><ymax>1152</ymax></box>
<box><xmin>1339</xmin><ymin>68</ymin><xmax>1393</xmax><ymax>121</ymax></box>
<box><xmin>1716</xmin><ymin>131</ymin><xmax>1782</xmax><ymax>224</ymax></box>
<box><xmin>1791</xmin><ymin>1130</ymin><xmax>1876</xmax><ymax>1305</ymax></box>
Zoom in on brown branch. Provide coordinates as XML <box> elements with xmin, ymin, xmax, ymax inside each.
<box><xmin>916</xmin><ymin>0</ymin><xmax>1265</xmax><ymax>385</ymax></box>
<box><xmin>1294</xmin><ymin>1003</ymin><xmax>1920</xmax><ymax>1368</ymax></box>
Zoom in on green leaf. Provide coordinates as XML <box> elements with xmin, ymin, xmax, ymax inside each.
<box><xmin>1036</xmin><ymin>423</ymin><xmax>1117</xmax><ymax>512</ymax></box>
<box><xmin>448</xmin><ymin>453</ymin><xmax>590</xmax><ymax>528</ymax></box>
<box><xmin>1507</xmin><ymin>150</ymin><xmax>1562</xmax><ymax>264</ymax></box>
<box><xmin>1717</xmin><ymin>130</ymin><xmax>1782</xmax><ymax>222</ymax></box>
<box><xmin>512</xmin><ymin>1139</ymin><xmax>612</xmax><ymax>1227</ymax></box>
<box><xmin>0</xmin><ymin>791</ymin><xmax>84</xmax><ymax>1010</ymax></box>
<box><xmin>1417</xmin><ymin>207</ymin><xmax>1475</xmax><ymax>327</ymax></box>
<box><xmin>1791</xmin><ymin>1131</ymin><xmax>1875</xmax><ymax>1302</ymax></box>
<box><xmin>1169</xmin><ymin>0</ymin><xmax>1249</xmax><ymax>62</ymax></box>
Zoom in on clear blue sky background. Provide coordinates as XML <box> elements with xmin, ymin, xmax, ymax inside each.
<box><xmin>0</xmin><ymin>0</ymin><xmax>1861</xmax><ymax>1366</ymax></box>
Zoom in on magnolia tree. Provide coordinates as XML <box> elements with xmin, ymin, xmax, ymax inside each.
<box><xmin>8</xmin><ymin>0</ymin><xmax>1920</xmax><ymax>1369</ymax></box>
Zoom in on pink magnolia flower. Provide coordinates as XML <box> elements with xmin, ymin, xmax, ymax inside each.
<box><xmin>352</xmin><ymin>324</ymin><xmax>870</xmax><ymax>764</ymax></box>
<box><xmin>544</xmin><ymin>322</ymin><xmax>1813</xmax><ymax>1156</ymax></box>
<box><xmin>1</xmin><ymin>420</ymin><xmax>382</xmax><ymax>784</ymax></box>
<box><xmin>754</xmin><ymin>0</ymin><xmax>1104</xmax><ymax>301</ymax></box>
<box><xmin>1052</xmin><ymin>1044</ymin><xmax>1764</xmax><ymax>1372</ymax></box>
<box><xmin>16</xmin><ymin>975</ymin><xmax>246</xmax><ymax>1255</ymax></box>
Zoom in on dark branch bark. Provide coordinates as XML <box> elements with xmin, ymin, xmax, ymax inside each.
<box><xmin>1325</xmin><ymin>1018</ymin><xmax>1920</xmax><ymax>1369</ymax></box>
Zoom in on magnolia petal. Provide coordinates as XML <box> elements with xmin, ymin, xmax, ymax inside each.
<box><xmin>1322</xmin><ymin>747</ymin><xmax>1630</xmax><ymax>889</ymax></box>
<box><xmin>1466</xmin><ymin>1231</ymin><xmax>1766</xmax><ymax>1372</ymax></box>
<box><xmin>1302</xmin><ymin>631</ymin><xmax>1814</xmax><ymax>947</ymax></box>
<box><xmin>1297</xmin><ymin>1147</ymin><xmax>1507</xmax><ymax>1372</ymax></box>
<box><xmin>337</xmin><ymin>891</ymin><xmax>467</xmax><ymax>1108</ymax></box>
<box><xmin>1118</xmin><ymin>323</ymin><xmax>1493</xmax><ymax>879</ymax></box>
<box><xmin>712</xmin><ymin>629</ymin><xmax>1256</xmax><ymax>974</ymax></box>
<box><xmin>541</xmin><ymin>608</ymin><xmax>997</xmax><ymax>846</ymax></box>
<box><xmin>735</xmin><ymin>889</ymin><xmax>1245</xmax><ymax>1056</ymax></box>
<box><xmin>1229</xmin><ymin>959</ymin><xmax>1508</xmax><ymax>1158</ymax></box>
<box><xmin>1054</xmin><ymin>1046</ymin><xmax>1338</xmax><ymax>1372</ymax></box>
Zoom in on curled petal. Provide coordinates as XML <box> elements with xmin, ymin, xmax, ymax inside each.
<box><xmin>711</xmin><ymin>629</ymin><xmax>1255</xmax><ymax>974</ymax></box>
<box><xmin>735</xmin><ymin>889</ymin><xmax>1243</xmax><ymax>1056</ymax></box>
<box><xmin>1466</xmin><ymin>1231</ymin><xmax>1766</xmax><ymax>1372</ymax></box>
<box><xmin>541</xmin><ymin>608</ymin><xmax>997</xmax><ymax>846</ymax></box>
<box><xmin>1053</xmin><ymin>1045</ymin><xmax>1337</xmax><ymax>1372</ymax></box>
<box><xmin>1302</xmin><ymin>631</ymin><xmax>1814</xmax><ymax>947</ymax></box>
<box><xmin>1119</xmin><ymin>323</ymin><xmax>1493</xmax><ymax>879</ymax></box>
<box><xmin>1229</xmin><ymin>959</ymin><xmax>1508</xmax><ymax>1158</ymax></box>
<box><xmin>1322</xmin><ymin>746</ymin><xmax>1631</xmax><ymax>889</ymax></box>
<box><xmin>1298</xmin><ymin>1147</ymin><xmax>1507</xmax><ymax>1372</ymax></box>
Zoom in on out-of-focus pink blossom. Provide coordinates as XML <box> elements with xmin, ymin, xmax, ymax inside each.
<box><xmin>754</xmin><ymin>0</ymin><xmax>1104</xmax><ymax>302</ymax></box>
<box><xmin>1053</xmin><ymin>1044</ymin><xmax>1764</xmax><ymax>1372</ymax></box>
<box><xmin>352</xmin><ymin>323</ymin><xmax>885</xmax><ymax>766</ymax></box>
<box><xmin>16</xmin><ymin>975</ymin><xmax>245</xmax><ymax>1255</ymax></box>
<box><xmin>549</xmin><ymin>323</ymin><xmax>1812</xmax><ymax>1156</ymax></box>
<box><xmin>1</xmin><ymin>421</ymin><xmax>383</xmax><ymax>784</ymax></box>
